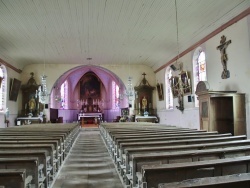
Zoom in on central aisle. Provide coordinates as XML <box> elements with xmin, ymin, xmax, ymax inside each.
<box><xmin>52</xmin><ymin>128</ymin><xmax>124</xmax><ymax>188</ymax></box>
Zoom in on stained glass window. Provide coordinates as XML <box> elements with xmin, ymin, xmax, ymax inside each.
<box><xmin>60</xmin><ymin>80</ymin><xmax>68</xmax><ymax>109</ymax></box>
<box><xmin>193</xmin><ymin>48</ymin><xmax>207</xmax><ymax>107</ymax></box>
<box><xmin>112</xmin><ymin>81</ymin><xmax>119</xmax><ymax>109</ymax></box>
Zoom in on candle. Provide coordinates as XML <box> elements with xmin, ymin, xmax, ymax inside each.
<box><xmin>139</xmin><ymin>103</ymin><xmax>140</xmax><ymax>109</ymax></box>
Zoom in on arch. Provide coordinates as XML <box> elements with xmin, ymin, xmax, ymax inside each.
<box><xmin>192</xmin><ymin>46</ymin><xmax>207</xmax><ymax>107</ymax></box>
<box><xmin>50</xmin><ymin>65</ymin><xmax>128</xmax><ymax>111</ymax></box>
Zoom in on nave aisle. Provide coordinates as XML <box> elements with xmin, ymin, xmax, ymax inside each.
<box><xmin>52</xmin><ymin>128</ymin><xmax>123</xmax><ymax>188</ymax></box>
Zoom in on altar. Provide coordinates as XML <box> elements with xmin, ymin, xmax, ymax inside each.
<box><xmin>135</xmin><ymin>115</ymin><xmax>158</xmax><ymax>123</ymax></box>
<box><xmin>78</xmin><ymin>112</ymin><xmax>103</xmax><ymax>126</ymax></box>
<box><xmin>16</xmin><ymin>117</ymin><xmax>43</xmax><ymax>125</ymax></box>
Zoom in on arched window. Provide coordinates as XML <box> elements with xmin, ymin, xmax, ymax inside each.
<box><xmin>165</xmin><ymin>67</ymin><xmax>173</xmax><ymax>110</ymax></box>
<box><xmin>193</xmin><ymin>47</ymin><xmax>207</xmax><ymax>107</ymax></box>
<box><xmin>60</xmin><ymin>80</ymin><xmax>68</xmax><ymax>109</ymax></box>
<box><xmin>112</xmin><ymin>81</ymin><xmax>119</xmax><ymax>109</ymax></box>
<box><xmin>0</xmin><ymin>65</ymin><xmax>7</xmax><ymax>112</ymax></box>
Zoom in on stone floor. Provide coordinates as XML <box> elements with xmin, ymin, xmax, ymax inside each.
<box><xmin>51</xmin><ymin>128</ymin><xmax>124</xmax><ymax>188</ymax></box>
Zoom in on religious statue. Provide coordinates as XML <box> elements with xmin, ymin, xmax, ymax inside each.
<box><xmin>27</xmin><ymin>72</ymin><xmax>37</xmax><ymax>85</ymax></box>
<box><xmin>217</xmin><ymin>35</ymin><xmax>231</xmax><ymax>79</ymax></box>
<box><xmin>28</xmin><ymin>96</ymin><xmax>36</xmax><ymax>113</ymax></box>
<box><xmin>142</xmin><ymin>96</ymin><xmax>147</xmax><ymax>109</ymax></box>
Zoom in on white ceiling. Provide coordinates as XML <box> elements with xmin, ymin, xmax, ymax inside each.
<box><xmin>0</xmin><ymin>0</ymin><xmax>249</xmax><ymax>72</ymax></box>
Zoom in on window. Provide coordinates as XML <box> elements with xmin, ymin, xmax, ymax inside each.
<box><xmin>60</xmin><ymin>80</ymin><xmax>68</xmax><ymax>109</ymax></box>
<box><xmin>193</xmin><ymin>47</ymin><xmax>207</xmax><ymax>107</ymax></box>
<box><xmin>112</xmin><ymin>81</ymin><xmax>120</xmax><ymax>109</ymax></box>
<box><xmin>0</xmin><ymin>65</ymin><xmax>7</xmax><ymax>112</ymax></box>
<box><xmin>165</xmin><ymin>67</ymin><xmax>173</xmax><ymax>110</ymax></box>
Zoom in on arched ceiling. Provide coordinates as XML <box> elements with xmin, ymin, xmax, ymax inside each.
<box><xmin>53</xmin><ymin>65</ymin><xmax>124</xmax><ymax>92</ymax></box>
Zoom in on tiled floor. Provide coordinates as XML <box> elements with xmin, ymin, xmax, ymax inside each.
<box><xmin>52</xmin><ymin>128</ymin><xmax>124</xmax><ymax>188</ymax></box>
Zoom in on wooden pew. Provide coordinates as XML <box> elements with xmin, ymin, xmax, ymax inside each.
<box><xmin>117</xmin><ymin>135</ymin><xmax>246</xmax><ymax>162</ymax></box>
<box><xmin>0</xmin><ymin>169</ymin><xmax>29</xmax><ymax>188</ymax></box>
<box><xmin>109</xmin><ymin>131</ymin><xmax>216</xmax><ymax>152</ymax></box>
<box><xmin>0</xmin><ymin>123</ymin><xmax>80</xmax><ymax>159</ymax></box>
<box><xmin>107</xmin><ymin>129</ymin><xmax>211</xmax><ymax>158</ymax></box>
<box><xmin>0</xmin><ymin>157</ymin><xmax>42</xmax><ymax>188</ymax></box>
<box><xmin>114</xmin><ymin>133</ymin><xmax>231</xmax><ymax>158</ymax></box>
<box><xmin>139</xmin><ymin>156</ymin><xmax>250</xmax><ymax>188</ymax></box>
<box><xmin>0</xmin><ymin>136</ymin><xmax>63</xmax><ymax>165</ymax></box>
<box><xmin>0</xmin><ymin>131</ymin><xmax>77</xmax><ymax>161</ymax></box>
<box><xmin>158</xmin><ymin>173</ymin><xmax>250</xmax><ymax>188</ymax></box>
<box><xmin>124</xmin><ymin>139</ymin><xmax>250</xmax><ymax>177</ymax></box>
<box><xmin>0</xmin><ymin>143</ymin><xmax>57</xmax><ymax>176</ymax></box>
<box><xmin>0</xmin><ymin>149</ymin><xmax>50</xmax><ymax>188</ymax></box>
<box><xmin>130</xmin><ymin>145</ymin><xmax>250</xmax><ymax>186</ymax></box>
<box><xmin>0</xmin><ymin>123</ymin><xmax>80</xmax><ymax>187</ymax></box>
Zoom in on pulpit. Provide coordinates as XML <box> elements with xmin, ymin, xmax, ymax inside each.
<box><xmin>196</xmin><ymin>81</ymin><xmax>246</xmax><ymax>136</ymax></box>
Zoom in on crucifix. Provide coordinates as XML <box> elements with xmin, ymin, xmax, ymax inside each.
<box><xmin>216</xmin><ymin>35</ymin><xmax>231</xmax><ymax>79</ymax></box>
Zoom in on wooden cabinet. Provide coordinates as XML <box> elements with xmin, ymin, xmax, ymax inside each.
<box><xmin>196</xmin><ymin>81</ymin><xmax>246</xmax><ymax>136</ymax></box>
<box><xmin>134</xmin><ymin>73</ymin><xmax>155</xmax><ymax>116</ymax></box>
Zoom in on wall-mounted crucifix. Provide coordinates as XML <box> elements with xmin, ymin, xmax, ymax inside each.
<box><xmin>216</xmin><ymin>35</ymin><xmax>231</xmax><ymax>79</ymax></box>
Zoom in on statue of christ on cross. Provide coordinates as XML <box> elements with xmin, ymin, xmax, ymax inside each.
<box><xmin>217</xmin><ymin>35</ymin><xmax>231</xmax><ymax>79</ymax></box>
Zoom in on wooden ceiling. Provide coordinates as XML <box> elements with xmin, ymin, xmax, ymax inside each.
<box><xmin>0</xmin><ymin>0</ymin><xmax>249</xmax><ymax>72</ymax></box>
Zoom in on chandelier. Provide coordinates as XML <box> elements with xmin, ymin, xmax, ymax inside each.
<box><xmin>124</xmin><ymin>76</ymin><xmax>135</xmax><ymax>102</ymax></box>
<box><xmin>174</xmin><ymin>0</ymin><xmax>184</xmax><ymax>112</ymax></box>
<box><xmin>38</xmin><ymin>74</ymin><xmax>48</xmax><ymax>104</ymax></box>
<box><xmin>38</xmin><ymin>26</ymin><xmax>48</xmax><ymax>104</ymax></box>
<box><xmin>119</xmin><ymin>76</ymin><xmax>135</xmax><ymax>102</ymax></box>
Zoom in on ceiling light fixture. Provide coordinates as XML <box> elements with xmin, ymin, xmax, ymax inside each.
<box><xmin>38</xmin><ymin>26</ymin><xmax>48</xmax><ymax>104</ymax></box>
<box><xmin>174</xmin><ymin>0</ymin><xmax>184</xmax><ymax>112</ymax></box>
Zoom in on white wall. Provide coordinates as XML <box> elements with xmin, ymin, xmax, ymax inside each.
<box><xmin>156</xmin><ymin>16</ymin><xmax>250</xmax><ymax>136</ymax></box>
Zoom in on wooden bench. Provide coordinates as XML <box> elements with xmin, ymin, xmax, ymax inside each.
<box><xmin>0</xmin><ymin>136</ymin><xmax>63</xmax><ymax>165</ymax></box>
<box><xmin>117</xmin><ymin>135</ymin><xmax>246</xmax><ymax>162</ymax></box>
<box><xmin>107</xmin><ymin>130</ymin><xmax>212</xmax><ymax>158</ymax></box>
<box><xmin>124</xmin><ymin>139</ymin><xmax>250</xmax><ymax>177</ymax></box>
<box><xmin>0</xmin><ymin>143</ymin><xmax>57</xmax><ymax>176</ymax></box>
<box><xmin>0</xmin><ymin>169</ymin><xmax>29</xmax><ymax>188</ymax></box>
<box><xmin>0</xmin><ymin>157</ymin><xmax>42</xmax><ymax>188</ymax></box>
<box><xmin>139</xmin><ymin>155</ymin><xmax>250</xmax><ymax>188</ymax></box>
<box><xmin>109</xmin><ymin>131</ymin><xmax>216</xmax><ymax>152</ymax></box>
<box><xmin>0</xmin><ymin>123</ymin><xmax>80</xmax><ymax>187</ymax></box>
<box><xmin>0</xmin><ymin>124</ymin><xmax>80</xmax><ymax>159</ymax></box>
<box><xmin>0</xmin><ymin>149</ymin><xmax>50</xmax><ymax>188</ymax></box>
<box><xmin>158</xmin><ymin>173</ymin><xmax>250</xmax><ymax>188</ymax></box>
<box><xmin>130</xmin><ymin>145</ymin><xmax>250</xmax><ymax>186</ymax></box>
<box><xmin>105</xmin><ymin>130</ymin><xmax>208</xmax><ymax>154</ymax></box>
<box><xmin>114</xmin><ymin>133</ymin><xmax>231</xmax><ymax>158</ymax></box>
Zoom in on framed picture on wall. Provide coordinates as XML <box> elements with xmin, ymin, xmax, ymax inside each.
<box><xmin>80</xmin><ymin>72</ymin><xmax>101</xmax><ymax>99</ymax></box>
<box><xmin>9</xmin><ymin>78</ymin><xmax>22</xmax><ymax>101</ymax></box>
<box><xmin>156</xmin><ymin>83</ymin><xmax>164</xmax><ymax>101</ymax></box>
<box><xmin>180</xmin><ymin>71</ymin><xmax>192</xmax><ymax>94</ymax></box>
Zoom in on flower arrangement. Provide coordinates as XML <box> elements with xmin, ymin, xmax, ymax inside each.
<box><xmin>144</xmin><ymin>111</ymin><xmax>149</xmax><ymax>117</ymax></box>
